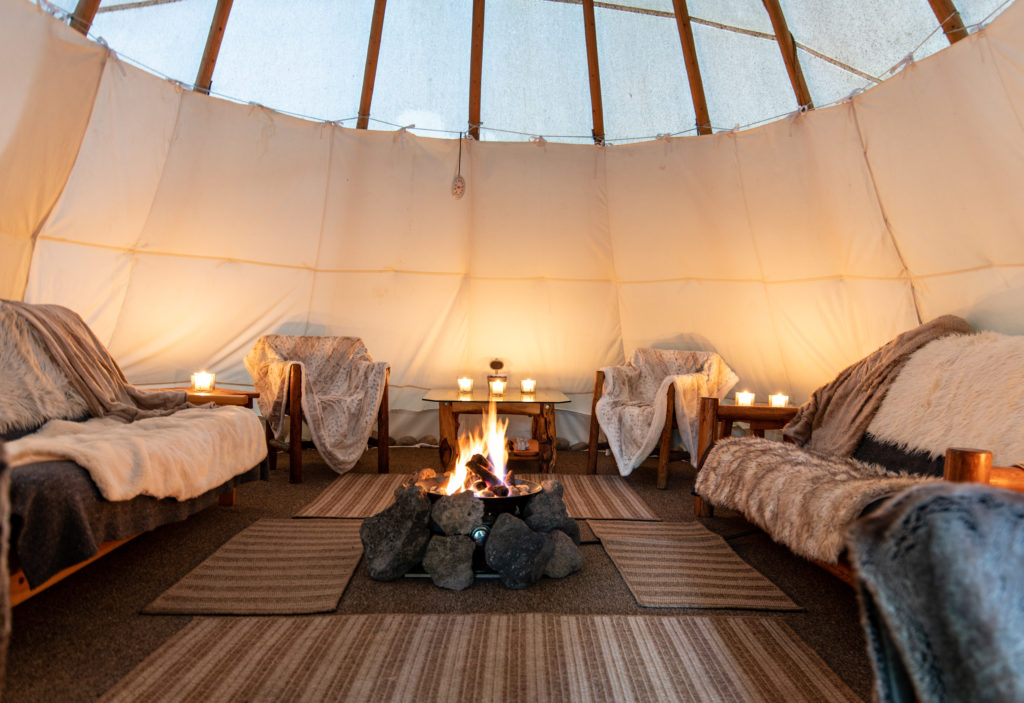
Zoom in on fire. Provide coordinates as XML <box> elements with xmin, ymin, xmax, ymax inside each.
<box><xmin>442</xmin><ymin>399</ymin><xmax>510</xmax><ymax>495</ymax></box>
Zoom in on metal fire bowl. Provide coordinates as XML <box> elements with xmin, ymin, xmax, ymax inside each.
<box><xmin>423</xmin><ymin>477</ymin><xmax>542</xmax><ymax>518</ymax></box>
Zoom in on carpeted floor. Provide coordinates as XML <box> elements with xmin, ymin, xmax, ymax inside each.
<box><xmin>4</xmin><ymin>446</ymin><xmax>874</xmax><ymax>701</ymax></box>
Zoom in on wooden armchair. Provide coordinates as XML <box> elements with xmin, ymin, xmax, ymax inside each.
<box><xmin>587</xmin><ymin>370</ymin><xmax>680</xmax><ymax>489</ymax></box>
<box><xmin>266</xmin><ymin>365</ymin><xmax>390</xmax><ymax>483</ymax></box>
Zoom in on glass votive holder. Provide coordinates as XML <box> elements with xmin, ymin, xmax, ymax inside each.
<box><xmin>489</xmin><ymin>378</ymin><xmax>507</xmax><ymax>396</ymax></box>
<box><xmin>191</xmin><ymin>371</ymin><xmax>216</xmax><ymax>392</ymax></box>
<box><xmin>735</xmin><ymin>390</ymin><xmax>755</xmax><ymax>406</ymax></box>
<box><xmin>457</xmin><ymin>376</ymin><xmax>474</xmax><ymax>393</ymax></box>
<box><xmin>520</xmin><ymin>378</ymin><xmax>536</xmax><ymax>394</ymax></box>
<box><xmin>769</xmin><ymin>393</ymin><xmax>789</xmax><ymax>408</ymax></box>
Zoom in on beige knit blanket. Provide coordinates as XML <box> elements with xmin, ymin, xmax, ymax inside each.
<box><xmin>783</xmin><ymin>315</ymin><xmax>973</xmax><ymax>456</ymax></box>
<box><xmin>244</xmin><ymin>335</ymin><xmax>388</xmax><ymax>473</ymax></box>
<box><xmin>1</xmin><ymin>300</ymin><xmax>187</xmax><ymax>431</ymax></box>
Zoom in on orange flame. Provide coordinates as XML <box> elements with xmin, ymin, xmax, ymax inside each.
<box><xmin>442</xmin><ymin>399</ymin><xmax>509</xmax><ymax>495</ymax></box>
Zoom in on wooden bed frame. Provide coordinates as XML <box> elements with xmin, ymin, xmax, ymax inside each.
<box><xmin>692</xmin><ymin>395</ymin><xmax>1024</xmax><ymax>583</ymax></box>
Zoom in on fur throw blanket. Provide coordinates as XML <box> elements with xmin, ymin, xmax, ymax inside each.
<box><xmin>865</xmin><ymin>332</ymin><xmax>1024</xmax><ymax>467</ymax></box>
<box><xmin>596</xmin><ymin>349</ymin><xmax>738</xmax><ymax>475</ymax></box>
<box><xmin>244</xmin><ymin>335</ymin><xmax>388</xmax><ymax>474</ymax></box>
<box><xmin>0</xmin><ymin>300</ymin><xmax>187</xmax><ymax>434</ymax></box>
<box><xmin>847</xmin><ymin>482</ymin><xmax>1024</xmax><ymax>703</ymax></box>
<box><xmin>695</xmin><ymin>437</ymin><xmax>936</xmax><ymax>563</ymax></box>
<box><xmin>5</xmin><ymin>407</ymin><xmax>266</xmax><ymax>501</ymax></box>
<box><xmin>783</xmin><ymin>315</ymin><xmax>973</xmax><ymax>457</ymax></box>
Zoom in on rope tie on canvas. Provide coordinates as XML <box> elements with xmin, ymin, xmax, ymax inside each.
<box><xmin>38</xmin><ymin>0</ymin><xmax>68</xmax><ymax>21</ymax></box>
<box><xmin>529</xmin><ymin>135</ymin><xmax>547</xmax><ymax>145</ymax></box>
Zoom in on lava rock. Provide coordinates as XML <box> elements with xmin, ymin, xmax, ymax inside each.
<box><xmin>397</xmin><ymin>435</ymin><xmax>419</xmax><ymax>446</ymax></box>
<box><xmin>569</xmin><ymin>442</ymin><xmax>589</xmax><ymax>452</ymax></box>
<box><xmin>431</xmin><ymin>491</ymin><xmax>485</xmax><ymax>536</ymax></box>
<box><xmin>401</xmin><ymin>467</ymin><xmax>437</xmax><ymax>489</ymax></box>
<box><xmin>419</xmin><ymin>435</ymin><xmax>439</xmax><ymax>446</ymax></box>
<box><xmin>543</xmin><ymin>529</ymin><xmax>584</xmax><ymax>579</ymax></box>
<box><xmin>555</xmin><ymin>437</ymin><xmax>570</xmax><ymax>451</ymax></box>
<box><xmin>485</xmin><ymin>513</ymin><xmax>554</xmax><ymax>589</ymax></box>
<box><xmin>559</xmin><ymin>518</ymin><xmax>582</xmax><ymax>545</ymax></box>
<box><xmin>360</xmin><ymin>485</ymin><xmax>432</xmax><ymax>581</ymax></box>
<box><xmin>523</xmin><ymin>480</ymin><xmax>570</xmax><ymax>533</ymax></box>
<box><xmin>423</xmin><ymin>535</ymin><xmax>476</xmax><ymax>590</ymax></box>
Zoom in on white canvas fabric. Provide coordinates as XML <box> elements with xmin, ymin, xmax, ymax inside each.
<box><xmin>5</xmin><ymin>0</ymin><xmax>1024</xmax><ymax>444</ymax></box>
<box><xmin>596</xmin><ymin>349</ymin><xmax>739</xmax><ymax>475</ymax></box>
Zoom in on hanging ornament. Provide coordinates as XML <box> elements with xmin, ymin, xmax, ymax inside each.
<box><xmin>451</xmin><ymin>132</ymin><xmax>466</xmax><ymax>200</ymax></box>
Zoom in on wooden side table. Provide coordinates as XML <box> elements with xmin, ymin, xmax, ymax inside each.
<box><xmin>423</xmin><ymin>389</ymin><xmax>571</xmax><ymax>474</ymax></box>
<box><xmin>150</xmin><ymin>387</ymin><xmax>260</xmax><ymax>408</ymax></box>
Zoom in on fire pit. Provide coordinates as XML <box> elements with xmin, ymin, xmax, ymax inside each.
<box><xmin>359</xmin><ymin>400</ymin><xmax>584</xmax><ymax>590</ymax></box>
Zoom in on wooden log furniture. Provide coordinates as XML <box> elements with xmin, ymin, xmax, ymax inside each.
<box><xmin>267</xmin><ymin>365</ymin><xmax>390</xmax><ymax>483</ymax></box>
<box><xmin>692</xmin><ymin>395</ymin><xmax>1024</xmax><ymax>583</ymax></box>
<box><xmin>423</xmin><ymin>388</ymin><xmax>570</xmax><ymax>474</ymax></box>
<box><xmin>587</xmin><ymin>369</ymin><xmax>685</xmax><ymax>490</ymax></box>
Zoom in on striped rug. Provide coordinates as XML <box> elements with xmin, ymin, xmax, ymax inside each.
<box><xmin>143</xmin><ymin>519</ymin><xmax>362</xmax><ymax>615</ymax></box>
<box><xmin>589</xmin><ymin>521</ymin><xmax>800</xmax><ymax>610</ymax></box>
<box><xmin>294</xmin><ymin>473</ymin><xmax>406</xmax><ymax>518</ymax></box>
<box><xmin>100</xmin><ymin>613</ymin><xmax>859</xmax><ymax>703</ymax></box>
<box><xmin>518</xmin><ymin>474</ymin><xmax>659</xmax><ymax>520</ymax></box>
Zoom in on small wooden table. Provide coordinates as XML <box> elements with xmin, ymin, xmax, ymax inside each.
<box><xmin>158</xmin><ymin>387</ymin><xmax>260</xmax><ymax>408</ymax></box>
<box><xmin>423</xmin><ymin>389</ymin><xmax>571</xmax><ymax>473</ymax></box>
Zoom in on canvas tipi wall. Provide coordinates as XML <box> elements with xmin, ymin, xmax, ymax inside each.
<box><xmin>2</xmin><ymin>0</ymin><xmax>1023</xmax><ymax>442</ymax></box>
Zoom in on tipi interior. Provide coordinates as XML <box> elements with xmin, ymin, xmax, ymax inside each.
<box><xmin>3</xmin><ymin>0</ymin><xmax>1024</xmax><ymax>699</ymax></box>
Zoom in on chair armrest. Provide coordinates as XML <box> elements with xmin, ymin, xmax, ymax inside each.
<box><xmin>945</xmin><ymin>448</ymin><xmax>1024</xmax><ymax>492</ymax></box>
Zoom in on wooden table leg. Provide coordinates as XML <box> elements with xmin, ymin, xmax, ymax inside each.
<box><xmin>438</xmin><ymin>401</ymin><xmax>458</xmax><ymax>471</ymax></box>
<box><xmin>536</xmin><ymin>402</ymin><xmax>557</xmax><ymax>473</ymax></box>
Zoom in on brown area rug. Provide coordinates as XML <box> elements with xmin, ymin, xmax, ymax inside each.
<box><xmin>294</xmin><ymin>473</ymin><xmax>405</xmax><ymax>518</ymax></box>
<box><xmin>143</xmin><ymin>519</ymin><xmax>362</xmax><ymax>615</ymax></box>
<box><xmin>519</xmin><ymin>474</ymin><xmax>659</xmax><ymax>520</ymax></box>
<box><xmin>589</xmin><ymin>521</ymin><xmax>801</xmax><ymax>610</ymax></box>
<box><xmin>100</xmin><ymin>613</ymin><xmax>859</xmax><ymax>703</ymax></box>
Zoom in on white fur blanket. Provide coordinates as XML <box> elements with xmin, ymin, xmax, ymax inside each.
<box><xmin>244</xmin><ymin>335</ymin><xmax>388</xmax><ymax>474</ymax></box>
<box><xmin>695</xmin><ymin>437</ymin><xmax>936</xmax><ymax>563</ymax></box>
<box><xmin>866</xmin><ymin>331</ymin><xmax>1024</xmax><ymax>466</ymax></box>
<box><xmin>848</xmin><ymin>482</ymin><xmax>1024</xmax><ymax>703</ymax></box>
<box><xmin>5</xmin><ymin>406</ymin><xmax>266</xmax><ymax>501</ymax></box>
<box><xmin>596</xmin><ymin>349</ymin><xmax>738</xmax><ymax>476</ymax></box>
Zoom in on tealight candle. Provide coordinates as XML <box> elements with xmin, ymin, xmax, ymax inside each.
<box><xmin>191</xmin><ymin>371</ymin><xmax>216</xmax><ymax>392</ymax></box>
<box><xmin>769</xmin><ymin>393</ymin><xmax>789</xmax><ymax>408</ymax></box>
<box><xmin>489</xmin><ymin>378</ymin><xmax>507</xmax><ymax>396</ymax></box>
<box><xmin>735</xmin><ymin>390</ymin><xmax>755</xmax><ymax>406</ymax></box>
<box><xmin>520</xmin><ymin>378</ymin><xmax>536</xmax><ymax>394</ymax></box>
<box><xmin>457</xmin><ymin>376</ymin><xmax>474</xmax><ymax>393</ymax></box>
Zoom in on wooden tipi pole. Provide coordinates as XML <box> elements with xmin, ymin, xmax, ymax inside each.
<box><xmin>762</xmin><ymin>0</ymin><xmax>813</xmax><ymax>110</ymax></box>
<box><xmin>469</xmin><ymin>0</ymin><xmax>485</xmax><ymax>140</ymax></box>
<box><xmin>927</xmin><ymin>0</ymin><xmax>968</xmax><ymax>44</ymax></box>
<box><xmin>195</xmin><ymin>0</ymin><xmax>235</xmax><ymax>95</ymax></box>
<box><xmin>357</xmin><ymin>0</ymin><xmax>389</xmax><ymax>130</ymax></box>
<box><xmin>671</xmin><ymin>0</ymin><xmax>712</xmax><ymax>135</ymax></box>
<box><xmin>581</xmin><ymin>0</ymin><xmax>606</xmax><ymax>145</ymax></box>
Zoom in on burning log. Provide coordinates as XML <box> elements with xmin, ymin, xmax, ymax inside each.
<box><xmin>467</xmin><ymin>454</ymin><xmax>503</xmax><ymax>487</ymax></box>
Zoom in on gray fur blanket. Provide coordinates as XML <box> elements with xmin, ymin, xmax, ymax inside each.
<box><xmin>0</xmin><ymin>300</ymin><xmax>186</xmax><ymax>434</ymax></box>
<box><xmin>244</xmin><ymin>335</ymin><xmax>388</xmax><ymax>474</ymax></box>
<box><xmin>847</xmin><ymin>483</ymin><xmax>1024</xmax><ymax>703</ymax></box>
<box><xmin>783</xmin><ymin>315</ymin><xmax>972</xmax><ymax>457</ymax></box>
<box><xmin>695</xmin><ymin>437</ymin><xmax>935</xmax><ymax>563</ymax></box>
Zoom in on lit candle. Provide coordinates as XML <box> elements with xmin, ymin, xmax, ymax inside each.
<box><xmin>191</xmin><ymin>371</ymin><xmax>216</xmax><ymax>392</ymax></box>
<box><xmin>520</xmin><ymin>378</ymin><xmax>536</xmax><ymax>394</ymax></box>
<box><xmin>457</xmin><ymin>376</ymin><xmax>474</xmax><ymax>393</ymax></box>
<box><xmin>735</xmin><ymin>390</ymin><xmax>755</xmax><ymax>406</ymax></box>
<box><xmin>489</xmin><ymin>378</ymin><xmax>506</xmax><ymax>396</ymax></box>
<box><xmin>769</xmin><ymin>393</ymin><xmax>789</xmax><ymax>408</ymax></box>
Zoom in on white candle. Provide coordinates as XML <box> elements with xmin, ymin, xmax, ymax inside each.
<box><xmin>191</xmin><ymin>371</ymin><xmax>216</xmax><ymax>392</ymax></box>
<box><xmin>735</xmin><ymin>390</ymin><xmax>755</xmax><ymax>406</ymax></box>
<box><xmin>520</xmin><ymin>378</ymin><xmax>536</xmax><ymax>393</ymax></box>
<box><xmin>457</xmin><ymin>376</ymin><xmax>474</xmax><ymax>393</ymax></box>
<box><xmin>769</xmin><ymin>393</ymin><xmax>789</xmax><ymax>408</ymax></box>
<box><xmin>489</xmin><ymin>378</ymin><xmax>506</xmax><ymax>396</ymax></box>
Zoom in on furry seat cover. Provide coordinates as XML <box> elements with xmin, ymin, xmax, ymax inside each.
<box><xmin>848</xmin><ymin>482</ymin><xmax>1024</xmax><ymax>703</ymax></box>
<box><xmin>695</xmin><ymin>437</ymin><xmax>935</xmax><ymax>563</ymax></box>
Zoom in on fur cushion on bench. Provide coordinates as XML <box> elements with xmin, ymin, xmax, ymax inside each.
<box><xmin>695</xmin><ymin>437</ymin><xmax>937</xmax><ymax>563</ymax></box>
<box><xmin>855</xmin><ymin>332</ymin><xmax>1024</xmax><ymax>474</ymax></box>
